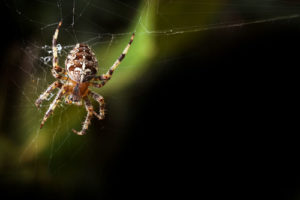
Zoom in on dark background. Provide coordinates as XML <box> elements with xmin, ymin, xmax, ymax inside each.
<box><xmin>0</xmin><ymin>0</ymin><xmax>299</xmax><ymax>199</ymax></box>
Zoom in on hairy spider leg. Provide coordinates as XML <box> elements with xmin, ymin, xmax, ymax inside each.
<box><xmin>40</xmin><ymin>88</ymin><xmax>65</xmax><ymax>128</ymax></box>
<box><xmin>52</xmin><ymin>21</ymin><xmax>67</xmax><ymax>80</ymax></box>
<box><xmin>92</xmin><ymin>33</ymin><xmax>135</xmax><ymax>88</ymax></box>
<box><xmin>89</xmin><ymin>91</ymin><xmax>105</xmax><ymax>120</ymax></box>
<box><xmin>35</xmin><ymin>81</ymin><xmax>62</xmax><ymax>108</ymax></box>
<box><xmin>72</xmin><ymin>97</ymin><xmax>94</xmax><ymax>135</ymax></box>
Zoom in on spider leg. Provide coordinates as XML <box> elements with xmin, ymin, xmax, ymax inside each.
<box><xmin>92</xmin><ymin>33</ymin><xmax>135</xmax><ymax>88</ymax></box>
<box><xmin>72</xmin><ymin>96</ymin><xmax>94</xmax><ymax>135</ymax></box>
<box><xmin>52</xmin><ymin>21</ymin><xmax>67</xmax><ymax>80</ymax></box>
<box><xmin>89</xmin><ymin>91</ymin><xmax>105</xmax><ymax>120</ymax></box>
<box><xmin>40</xmin><ymin>88</ymin><xmax>65</xmax><ymax>129</ymax></box>
<box><xmin>90</xmin><ymin>82</ymin><xmax>106</xmax><ymax>88</ymax></box>
<box><xmin>35</xmin><ymin>81</ymin><xmax>62</xmax><ymax>108</ymax></box>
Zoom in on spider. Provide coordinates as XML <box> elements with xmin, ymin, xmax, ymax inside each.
<box><xmin>35</xmin><ymin>21</ymin><xmax>135</xmax><ymax>135</ymax></box>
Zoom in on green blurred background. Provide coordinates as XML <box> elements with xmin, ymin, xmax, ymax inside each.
<box><xmin>1</xmin><ymin>0</ymin><xmax>300</xmax><ymax>199</ymax></box>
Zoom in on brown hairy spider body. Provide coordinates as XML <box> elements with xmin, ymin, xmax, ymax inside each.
<box><xmin>35</xmin><ymin>21</ymin><xmax>135</xmax><ymax>135</ymax></box>
<box><xmin>64</xmin><ymin>43</ymin><xmax>98</xmax><ymax>104</ymax></box>
<box><xmin>64</xmin><ymin>79</ymin><xmax>89</xmax><ymax>104</ymax></box>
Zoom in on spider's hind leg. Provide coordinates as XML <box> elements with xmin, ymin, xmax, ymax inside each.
<box><xmin>72</xmin><ymin>96</ymin><xmax>94</xmax><ymax>135</ymax></box>
<box><xmin>89</xmin><ymin>91</ymin><xmax>105</xmax><ymax>120</ymax></box>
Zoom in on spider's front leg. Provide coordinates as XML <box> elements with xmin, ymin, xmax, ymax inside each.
<box><xmin>35</xmin><ymin>81</ymin><xmax>62</xmax><ymax>108</ymax></box>
<box><xmin>72</xmin><ymin>96</ymin><xmax>94</xmax><ymax>135</ymax></box>
<box><xmin>92</xmin><ymin>33</ymin><xmax>135</xmax><ymax>88</ymax></box>
<box><xmin>52</xmin><ymin>21</ymin><xmax>67</xmax><ymax>80</ymax></box>
<box><xmin>40</xmin><ymin>88</ymin><xmax>65</xmax><ymax>129</ymax></box>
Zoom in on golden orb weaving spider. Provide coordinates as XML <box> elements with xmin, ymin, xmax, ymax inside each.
<box><xmin>35</xmin><ymin>21</ymin><xmax>135</xmax><ymax>135</ymax></box>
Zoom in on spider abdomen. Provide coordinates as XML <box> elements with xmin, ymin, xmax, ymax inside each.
<box><xmin>65</xmin><ymin>43</ymin><xmax>98</xmax><ymax>83</ymax></box>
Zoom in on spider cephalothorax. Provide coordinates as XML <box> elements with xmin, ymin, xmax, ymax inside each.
<box><xmin>35</xmin><ymin>21</ymin><xmax>135</xmax><ymax>135</ymax></box>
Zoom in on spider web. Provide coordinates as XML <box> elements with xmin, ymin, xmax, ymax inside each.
<box><xmin>2</xmin><ymin>0</ymin><xmax>300</xmax><ymax>185</ymax></box>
